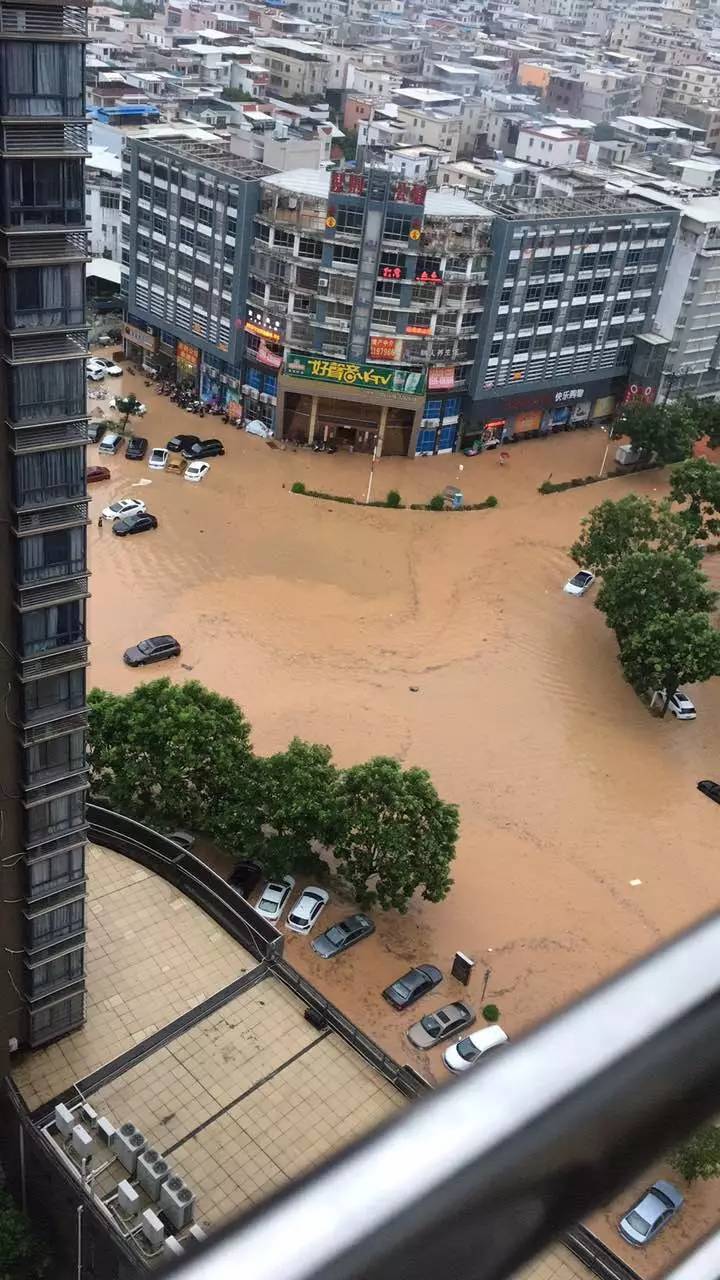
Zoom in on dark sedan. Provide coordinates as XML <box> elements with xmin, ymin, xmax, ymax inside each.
<box><xmin>123</xmin><ymin>635</ymin><xmax>181</xmax><ymax>667</ymax></box>
<box><xmin>87</xmin><ymin>421</ymin><xmax>105</xmax><ymax>443</ymax></box>
<box><xmin>167</xmin><ymin>433</ymin><xmax>200</xmax><ymax>454</ymax></box>
<box><xmin>383</xmin><ymin>964</ymin><xmax>443</xmax><ymax>1010</ymax></box>
<box><xmin>87</xmin><ymin>466</ymin><xmax>111</xmax><ymax>483</ymax></box>
<box><xmin>126</xmin><ymin>436</ymin><xmax>148</xmax><ymax>460</ymax></box>
<box><xmin>112</xmin><ymin>512</ymin><xmax>158</xmax><ymax>537</ymax></box>
<box><xmin>183</xmin><ymin>438</ymin><xmax>226</xmax><ymax>460</ymax></box>
<box><xmin>698</xmin><ymin>780</ymin><xmax>720</xmax><ymax>805</ymax></box>
<box><xmin>312</xmin><ymin>914</ymin><xmax>375</xmax><ymax>957</ymax></box>
<box><xmin>228</xmin><ymin>860</ymin><xmax>264</xmax><ymax>897</ymax></box>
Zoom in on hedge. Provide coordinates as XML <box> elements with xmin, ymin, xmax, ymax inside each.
<box><xmin>290</xmin><ymin>486</ymin><xmax>500</xmax><ymax>513</ymax></box>
<box><xmin>538</xmin><ymin>461</ymin><xmax>662</xmax><ymax>494</ymax></box>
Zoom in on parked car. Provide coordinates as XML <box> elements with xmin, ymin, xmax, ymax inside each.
<box><xmin>88</xmin><ymin>420</ymin><xmax>105</xmax><ymax>443</ymax></box>
<box><xmin>383</xmin><ymin>964</ymin><xmax>443</xmax><ymax>1010</ymax></box>
<box><xmin>86</xmin><ymin>364</ymin><xmax>105</xmax><ymax>381</ymax></box>
<box><xmin>88</xmin><ymin>356</ymin><xmax>122</xmax><ymax>376</ymax></box>
<box><xmin>698</xmin><ymin>779</ymin><xmax>720</xmax><ymax>805</ymax></box>
<box><xmin>619</xmin><ymin>1182</ymin><xmax>683</xmax><ymax>1246</ymax></box>
<box><xmin>287</xmin><ymin>886</ymin><xmax>329</xmax><ymax>934</ymax></box>
<box><xmin>183</xmin><ymin>438</ymin><xmax>225</xmax><ymax>460</ymax></box>
<box><xmin>98</xmin><ymin>432</ymin><xmax>122</xmax><ymax>456</ymax></box>
<box><xmin>255</xmin><ymin>876</ymin><xmax>295</xmax><ymax>922</ymax></box>
<box><xmin>101</xmin><ymin>497</ymin><xmax>146</xmax><ymax>522</ymax></box>
<box><xmin>167</xmin><ymin>434</ymin><xmax>200</xmax><ymax>454</ymax></box>
<box><xmin>148</xmin><ymin>447</ymin><xmax>169</xmax><ymax>470</ymax></box>
<box><xmin>312</xmin><ymin>914</ymin><xmax>375</xmax><ymax>957</ymax></box>
<box><xmin>227</xmin><ymin>860</ymin><xmax>264</xmax><ymax>897</ymax></box>
<box><xmin>123</xmin><ymin>634</ymin><xmax>181</xmax><ymax>667</ymax></box>
<box><xmin>125</xmin><ymin>436</ymin><xmax>148</xmax><ymax>460</ymax></box>
<box><xmin>653</xmin><ymin>689</ymin><xmax>696</xmax><ymax>720</ymax></box>
<box><xmin>112</xmin><ymin>512</ymin><xmax>158</xmax><ymax>537</ymax></box>
<box><xmin>563</xmin><ymin>570</ymin><xmax>595</xmax><ymax>596</ymax></box>
<box><xmin>87</xmin><ymin>466</ymin><xmax>111</xmax><ymax>483</ymax></box>
<box><xmin>407</xmin><ymin>1001</ymin><xmax>475</xmax><ymax>1049</ymax></box>
<box><xmin>184</xmin><ymin>460</ymin><xmax>210</xmax><ymax>483</ymax></box>
<box><xmin>442</xmin><ymin>1025</ymin><xmax>509</xmax><ymax>1073</ymax></box>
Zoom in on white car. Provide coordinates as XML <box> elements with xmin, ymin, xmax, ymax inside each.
<box><xmin>287</xmin><ymin>886</ymin><xmax>329</xmax><ymax>934</ymax></box>
<box><xmin>563</xmin><ymin>569</ymin><xmax>595</xmax><ymax>596</ymax></box>
<box><xmin>442</xmin><ymin>1025</ymin><xmax>509</xmax><ymax>1073</ymax></box>
<box><xmin>255</xmin><ymin>876</ymin><xmax>295</xmax><ymax>922</ymax></box>
<box><xmin>245</xmin><ymin>418</ymin><xmax>274</xmax><ymax>440</ymax></box>
<box><xmin>184</xmin><ymin>460</ymin><xmax>210</xmax><ymax>483</ymax></box>
<box><xmin>109</xmin><ymin>396</ymin><xmax>147</xmax><ymax>416</ymax></box>
<box><xmin>86</xmin><ymin>364</ymin><xmax>105</xmax><ymax>381</ymax></box>
<box><xmin>88</xmin><ymin>357</ymin><xmax>122</xmax><ymax>376</ymax></box>
<box><xmin>653</xmin><ymin>689</ymin><xmax>697</xmax><ymax>720</ymax></box>
<box><xmin>101</xmin><ymin>497</ymin><xmax>147</xmax><ymax>522</ymax></box>
<box><xmin>148</xmin><ymin>447</ymin><xmax>169</xmax><ymax>470</ymax></box>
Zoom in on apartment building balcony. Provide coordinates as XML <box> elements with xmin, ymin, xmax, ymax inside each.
<box><xmin>0</xmin><ymin>121</ymin><xmax>87</xmax><ymax>157</ymax></box>
<box><xmin>13</xmin><ymin>500</ymin><xmax>88</xmax><ymax>535</ymax></box>
<box><xmin>258</xmin><ymin>205</ymin><xmax>327</xmax><ymax>234</ymax></box>
<box><xmin>15</xmin><ymin>574</ymin><xmax>90</xmax><ymax>613</ymax></box>
<box><xmin>17</xmin><ymin>640</ymin><xmax>88</xmax><ymax>684</ymax></box>
<box><xmin>0</xmin><ymin>4</ymin><xmax>88</xmax><ymax>36</ymax></box>
<box><xmin>0</xmin><ymin>229</ymin><xmax>88</xmax><ymax>264</ymax></box>
<box><xmin>21</xmin><ymin>710</ymin><xmax>87</xmax><ymax>748</ymax></box>
<box><xmin>8</xmin><ymin>417</ymin><xmax>88</xmax><ymax>453</ymax></box>
<box><xmin>4</xmin><ymin>328</ymin><xmax>88</xmax><ymax>363</ymax></box>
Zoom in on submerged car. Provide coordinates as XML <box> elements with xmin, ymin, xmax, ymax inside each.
<box><xmin>228</xmin><ymin>860</ymin><xmax>264</xmax><ymax>897</ymax></box>
<box><xmin>88</xmin><ymin>356</ymin><xmax>122</xmax><ymax>376</ymax></box>
<box><xmin>563</xmin><ymin>569</ymin><xmax>595</xmax><ymax>596</ymax></box>
<box><xmin>183</xmin><ymin>438</ymin><xmax>225</xmax><ymax>460</ymax></box>
<box><xmin>101</xmin><ymin>497</ymin><xmax>146</xmax><ymax>522</ymax></box>
<box><xmin>619</xmin><ymin>1181</ymin><xmax>683</xmax><ymax>1247</ymax></box>
<box><xmin>255</xmin><ymin>876</ymin><xmax>295</xmax><ymax>922</ymax></box>
<box><xmin>442</xmin><ymin>1025</ymin><xmax>509</xmax><ymax>1073</ymax></box>
<box><xmin>407</xmin><ymin>1001</ymin><xmax>475</xmax><ymax>1049</ymax></box>
<box><xmin>383</xmin><ymin>964</ymin><xmax>443</xmax><ymax>1010</ymax></box>
<box><xmin>87</xmin><ymin>420</ymin><xmax>105</xmax><ymax>443</ymax></box>
<box><xmin>148</xmin><ymin>447</ymin><xmax>169</xmax><ymax>470</ymax></box>
<box><xmin>312</xmin><ymin>914</ymin><xmax>375</xmax><ymax>957</ymax></box>
<box><xmin>287</xmin><ymin>886</ymin><xmax>329</xmax><ymax>934</ymax></box>
<box><xmin>112</xmin><ymin>512</ymin><xmax>158</xmax><ymax>537</ymax></box>
<box><xmin>698</xmin><ymin>779</ymin><xmax>720</xmax><ymax>805</ymax></box>
<box><xmin>87</xmin><ymin>466</ymin><xmax>111</xmax><ymax>483</ymax></box>
<box><xmin>654</xmin><ymin>689</ymin><xmax>696</xmax><ymax>720</ymax></box>
<box><xmin>184</xmin><ymin>460</ymin><xmax>210</xmax><ymax>483</ymax></box>
<box><xmin>123</xmin><ymin>635</ymin><xmax>181</xmax><ymax>667</ymax></box>
<box><xmin>125</xmin><ymin>436</ymin><xmax>148</xmax><ymax>460</ymax></box>
<box><xmin>167</xmin><ymin>434</ymin><xmax>200</xmax><ymax>454</ymax></box>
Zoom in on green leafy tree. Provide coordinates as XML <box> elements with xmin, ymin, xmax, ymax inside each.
<box><xmin>619</xmin><ymin>612</ymin><xmax>720</xmax><ymax>712</ymax></box>
<box><xmin>621</xmin><ymin>399</ymin><xmax>702</xmax><ymax>464</ymax></box>
<box><xmin>88</xmin><ymin>679</ymin><xmax>257</xmax><ymax>834</ymax></box>
<box><xmin>670</xmin><ymin>456</ymin><xmax>720</xmax><ymax>540</ymax></box>
<box><xmin>111</xmin><ymin>392</ymin><xmax>144</xmax><ymax>439</ymax></box>
<box><xmin>0</xmin><ymin>1190</ymin><xmax>49</xmax><ymax>1279</ymax></box>
<box><xmin>570</xmin><ymin>494</ymin><xmax>697</xmax><ymax>575</ymax></box>
<box><xmin>596</xmin><ymin>550</ymin><xmax>717</xmax><ymax>644</ymax></box>
<box><xmin>215</xmin><ymin>737</ymin><xmax>339</xmax><ymax>877</ymax></box>
<box><xmin>333</xmin><ymin>757</ymin><xmax>458</xmax><ymax>912</ymax></box>
<box><xmin>221</xmin><ymin>87</ymin><xmax>254</xmax><ymax>102</ymax></box>
<box><xmin>674</xmin><ymin>395</ymin><xmax>720</xmax><ymax>452</ymax></box>
<box><xmin>671</xmin><ymin>1124</ymin><xmax>720</xmax><ymax>1182</ymax></box>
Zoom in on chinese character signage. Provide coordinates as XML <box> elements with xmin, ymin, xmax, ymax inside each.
<box><xmin>245</xmin><ymin>320</ymin><xmax>283</xmax><ymax>342</ymax></box>
<box><xmin>284</xmin><ymin>351</ymin><xmax>425</xmax><ymax>395</ymax></box>
<box><xmin>176</xmin><ymin>341</ymin><xmax>199</xmax><ymax>374</ymax></box>
<box><xmin>390</xmin><ymin>180</ymin><xmax>427</xmax><ymax>206</ymax></box>
<box><xmin>406</xmin><ymin>324</ymin><xmax>432</xmax><ymax>336</ymax></box>
<box><xmin>370</xmin><ymin>337</ymin><xmax>397</xmax><ymax>360</ymax></box>
<box><xmin>330</xmin><ymin>171</ymin><xmax>367</xmax><ymax>196</ymax></box>
<box><xmin>415</xmin><ymin>268</ymin><xmax>442</xmax><ymax>284</ymax></box>
<box><xmin>257</xmin><ymin>340</ymin><xmax>283</xmax><ymax>369</ymax></box>
<box><xmin>428</xmin><ymin>367</ymin><xmax>456</xmax><ymax>390</ymax></box>
<box><xmin>380</xmin><ymin>265</ymin><xmax>404</xmax><ymax>280</ymax></box>
<box><xmin>554</xmin><ymin>387</ymin><xmax>585</xmax><ymax>403</ymax></box>
<box><xmin>623</xmin><ymin>382</ymin><xmax>656</xmax><ymax>405</ymax></box>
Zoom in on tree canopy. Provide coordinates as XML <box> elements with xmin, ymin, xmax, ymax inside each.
<box><xmin>333</xmin><ymin>756</ymin><xmax>458</xmax><ymax>912</ymax></box>
<box><xmin>0</xmin><ymin>1190</ymin><xmax>48</xmax><ymax>1279</ymax></box>
<box><xmin>671</xmin><ymin>1124</ymin><xmax>720</xmax><ymax>1182</ymax></box>
<box><xmin>595</xmin><ymin>550</ymin><xmax>717</xmax><ymax>645</ymax></box>
<box><xmin>111</xmin><ymin>393</ymin><xmax>145</xmax><ymax>438</ymax></box>
<box><xmin>621</xmin><ymin>399</ymin><xmax>702</xmax><ymax>464</ymax></box>
<box><xmin>669</xmin><ymin>456</ymin><xmax>720</xmax><ymax>540</ymax></box>
<box><xmin>570</xmin><ymin>494</ymin><xmax>697</xmax><ymax>575</ymax></box>
<box><xmin>619</xmin><ymin>612</ymin><xmax>720</xmax><ymax>707</ymax></box>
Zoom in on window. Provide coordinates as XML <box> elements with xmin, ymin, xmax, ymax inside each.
<box><xmin>1</xmin><ymin>42</ymin><xmax>84</xmax><ymax>117</ymax></box>
<box><xmin>299</xmin><ymin>236</ymin><xmax>322</xmax><ymax>259</ymax></box>
<box><xmin>585</xmin><ymin>303</ymin><xmax>601</xmax><ymax>320</ymax></box>
<box><xmin>500</xmin><ymin>287</ymin><xmax>512</xmax><ymax>303</ymax></box>
<box><xmin>29</xmin><ymin>992</ymin><xmax>84</xmax><ymax>1042</ymax></box>
<box><xmin>152</xmin><ymin>213</ymin><xmax>166</xmax><ymax>235</ymax></box>
<box><xmin>27</xmin><ymin>945</ymin><xmax>84</xmax><ymax>995</ymax></box>
<box><xmin>26</xmin><ymin>793</ymin><xmax>85</xmax><ymax>847</ymax></box>
<box><xmin>180</xmin><ymin>197</ymin><xmax>195</xmax><ymax>219</ymax></box>
<box><xmin>274</xmin><ymin>228</ymin><xmax>293</xmax><ymax>248</ymax></box>
<box><xmin>597</xmin><ymin>252</ymin><xmax>613</xmax><ymax>268</ymax></box>
<box><xmin>626</xmin><ymin>249</ymin><xmax>641</xmax><ymax>264</ymax></box>
<box><xmin>6</xmin><ymin>159</ymin><xmax>83</xmax><ymax>227</ymax></box>
<box><xmin>490</xmin><ymin>340</ymin><xmax>502</xmax><ymax>356</ymax></box>
<box><xmin>23</xmin><ymin>669</ymin><xmax>85</xmax><ymax>722</ymax></box>
<box><xmin>515</xmin><ymin>336</ymin><xmax>531</xmax><ymax>353</ymax></box>
<box><xmin>17</xmin><ymin>526</ymin><xmax>85</xmax><ymax>584</ymax></box>
<box><xmin>444</xmin><ymin>396</ymin><xmax>460</xmax><ymax>417</ymax></box>
<box><xmin>9</xmin><ymin>360</ymin><xmax>85</xmax><ymax>424</ymax></box>
<box><xmin>25</xmin><ymin>732</ymin><xmax>85</xmax><ymax>786</ymax></box>
<box><xmin>526</xmin><ymin>284</ymin><xmax>543</xmax><ymax>302</ymax></box>
<box><xmin>539</xmin><ymin>308</ymin><xmax>556</xmax><ymax>325</ymax></box>
<box><xmin>21</xmin><ymin>600</ymin><xmax>85</xmax><ymax>657</ymax></box>
<box><xmin>384</xmin><ymin>213</ymin><xmax>412</xmax><ymax>241</ymax></box>
<box><xmin>14</xmin><ymin>448</ymin><xmax>85</xmax><ymax>510</ymax></box>
<box><xmin>574</xmin><ymin>280</ymin><xmax>590</xmax><ymax>297</ymax></box>
<box><xmin>544</xmin><ymin>282</ymin><xmax>561</xmax><ymax>300</ymax></box>
<box><xmin>425</xmin><ymin>399</ymin><xmax>442</xmax><ymax>419</ymax></box>
<box><xmin>336</xmin><ymin>207</ymin><xmax>364</xmax><ymax>234</ymax></box>
<box><xmin>580</xmin><ymin>254</ymin><xmax>597</xmax><ymax>270</ymax></box>
<box><xmin>100</xmin><ymin>190</ymin><xmax>120</xmax><ymax>210</ymax></box>
<box><xmin>613</xmin><ymin>300</ymin><xmax>628</xmax><ymax>316</ymax></box>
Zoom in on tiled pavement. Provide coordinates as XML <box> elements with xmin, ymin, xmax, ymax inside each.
<box><xmin>12</xmin><ymin>843</ymin><xmax>255</xmax><ymax>1111</ymax></box>
<box><xmin>88</xmin><ymin>976</ymin><xmax>404</xmax><ymax>1228</ymax></box>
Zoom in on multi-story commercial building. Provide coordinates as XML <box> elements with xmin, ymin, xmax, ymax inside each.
<box><xmin>122</xmin><ymin>138</ymin><xmax>272</xmax><ymax>408</ymax></box>
<box><xmin>467</xmin><ymin>191</ymin><xmax>678</xmax><ymax>441</ymax></box>
<box><xmin>247</xmin><ymin>168</ymin><xmax>492</xmax><ymax>454</ymax></box>
<box><xmin>0</xmin><ymin>0</ymin><xmax>90</xmax><ymax>1067</ymax></box>
<box><xmin>85</xmin><ymin>146</ymin><xmax>122</xmax><ymax>260</ymax></box>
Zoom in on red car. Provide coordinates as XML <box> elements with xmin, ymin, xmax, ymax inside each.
<box><xmin>87</xmin><ymin>466</ymin><xmax>111</xmax><ymax>483</ymax></box>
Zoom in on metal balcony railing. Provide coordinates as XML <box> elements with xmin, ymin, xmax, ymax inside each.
<box><xmin>5</xmin><ymin>328</ymin><xmax>88</xmax><ymax>362</ymax></box>
<box><xmin>17</xmin><ymin>641</ymin><xmax>88</xmax><ymax>682</ymax></box>
<box><xmin>15</xmin><ymin>574</ymin><xmax>90</xmax><ymax>612</ymax></box>
<box><xmin>0</xmin><ymin>230</ymin><xmax>88</xmax><ymax>263</ymax></box>
<box><xmin>169</xmin><ymin>912</ymin><xmax>720</xmax><ymax>1280</ymax></box>
<box><xmin>0</xmin><ymin>121</ymin><xmax>87</xmax><ymax>156</ymax></box>
<box><xmin>21</xmin><ymin>709</ymin><xmax>88</xmax><ymax>746</ymax></box>
<box><xmin>14</xmin><ymin>501</ymin><xmax>89</xmax><ymax>534</ymax></box>
<box><xmin>0</xmin><ymin>5</ymin><xmax>88</xmax><ymax>35</ymax></box>
<box><xmin>9</xmin><ymin>418</ymin><xmax>89</xmax><ymax>453</ymax></box>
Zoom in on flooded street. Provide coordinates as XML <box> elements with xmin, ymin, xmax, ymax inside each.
<box><xmin>89</xmin><ymin>369</ymin><xmax>720</xmax><ymax>1080</ymax></box>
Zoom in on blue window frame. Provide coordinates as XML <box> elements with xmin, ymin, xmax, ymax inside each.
<box><xmin>263</xmin><ymin>373</ymin><xmax>277</xmax><ymax>395</ymax></box>
<box><xmin>425</xmin><ymin>399</ymin><xmax>442</xmax><ymax>419</ymax></box>
<box><xmin>416</xmin><ymin>427</ymin><xmax>436</xmax><ymax>454</ymax></box>
<box><xmin>438</xmin><ymin>425</ymin><xmax>457</xmax><ymax>452</ymax></box>
<box><xmin>247</xmin><ymin>367</ymin><xmax>262</xmax><ymax>390</ymax></box>
<box><xmin>444</xmin><ymin>396</ymin><xmax>460</xmax><ymax>418</ymax></box>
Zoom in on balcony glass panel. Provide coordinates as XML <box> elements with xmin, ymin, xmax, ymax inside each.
<box><xmin>0</xmin><ymin>42</ymin><xmax>84</xmax><ymax>116</ymax></box>
<box><xmin>24</xmin><ymin>728</ymin><xmax>85</xmax><ymax>784</ymax></box>
<box><xmin>17</xmin><ymin>525</ymin><xmax>85</xmax><ymax>583</ymax></box>
<box><xmin>26</xmin><ymin>789</ymin><xmax>84</xmax><ymax>844</ymax></box>
<box><xmin>22</xmin><ymin>667</ymin><xmax>85</xmax><ymax>721</ymax></box>
<box><xmin>13</xmin><ymin>446</ymin><xmax>85</xmax><ymax>508</ymax></box>
<box><xmin>7</xmin><ymin>262</ymin><xmax>84</xmax><ymax>329</ymax></box>
<box><xmin>27</xmin><ymin>845</ymin><xmax>83</xmax><ymax>899</ymax></box>
<box><xmin>9</xmin><ymin>357</ymin><xmax>84</xmax><ymax>423</ymax></box>
<box><xmin>4</xmin><ymin>156</ymin><xmax>83</xmax><ymax>226</ymax></box>
<box><xmin>28</xmin><ymin>990</ymin><xmax>83</xmax><ymax>1043</ymax></box>
<box><xmin>26</xmin><ymin>943</ymin><xmax>84</xmax><ymax>996</ymax></box>
<box><xmin>20</xmin><ymin>598</ymin><xmax>84</xmax><ymax>655</ymax></box>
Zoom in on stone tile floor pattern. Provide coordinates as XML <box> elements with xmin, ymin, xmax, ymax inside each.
<box><xmin>13</xmin><ymin>843</ymin><xmax>255</xmax><ymax>1111</ymax></box>
<box><xmin>88</xmin><ymin>976</ymin><xmax>404</xmax><ymax>1229</ymax></box>
<box><xmin>514</xmin><ymin>1245</ymin><xmax>595</xmax><ymax>1280</ymax></box>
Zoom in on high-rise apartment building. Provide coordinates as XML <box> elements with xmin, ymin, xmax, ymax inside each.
<box><xmin>0</xmin><ymin>0</ymin><xmax>90</xmax><ymax>1070</ymax></box>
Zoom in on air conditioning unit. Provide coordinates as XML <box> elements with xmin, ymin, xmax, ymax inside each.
<box><xmin>189</xmin><ymin>1224</ymin><xmax>207</xmax><ymax>1244</ymax></box>
<box><xmin>164</xmin><ymin>1237</ymin><xmax>184</xmax><ymax>1259</ymax></box>
<box><xmin>112</xmin><ymin>1123</ymin><xmax>146</xmax><ymax>1174</ymax></box>
<box><xmin>288</xmin><ymin>197</ymin><xmax>298</xmax><ymax>209</ymax></box>
<box><xmin>141</xmin><ymin>1208</ymin><xmax>164</xmax><ymax>1250</ymax></box>
<box><xmin>241</xmin><ymin>383</ymin><xmax>252</xmax><ymax>394</ymax></box>
<box><xmin>55</xmin><ymin>1103</ymin><xmax>74</xmax><ymax>1139</ymax></box>
<box><xmin>318</xmin><ymin>276</ymin><xmax>328</xmax><ymax>288</ymax></box>
<box><xmin>71</xmin><ymin>1125</ymin><xmax>93</xmax><ymax>1161</ymax></box>
<box><xmin>81</xmin><ymin>1103</ymin><xmax>98</xmax><ymax>1128</ymax></box>
<box><xmin>160</xmin><ymin>1176</ymin><xmax>196</xmax><ymax>1230</ymax></box>
<box><xmin>97</xmin><ymin>1117</ymin><xmax>115</xmax><ymax>1146</ymax></box>
<box><xmin>117</xmin><ymin>1180</ymin><xmax>140</xmax><ymax>1219</ymax></box>
<box><xmin>137</xmin><ymin>1149</ymin><xmax>171</xmax><ymax>1201</ymax></box>
<box><xmin>248</xmin><ymin>386</ymin><xmax>259</xmax><ymax>398</ymax></box>
<box><xmin>259</xmin><ymin>392</ymin><xmax>269</xmax><ymax>403</ymax></box>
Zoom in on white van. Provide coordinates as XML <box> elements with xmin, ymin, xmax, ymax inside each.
<box><xmin>98</xmin><ymin>432</ymin><xmax>122</xmax><ymax>456</ymax></box>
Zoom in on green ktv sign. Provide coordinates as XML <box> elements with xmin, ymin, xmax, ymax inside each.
<box><xmin>285</xmin><ymin>352</ymin><xmax>426</xmax><ymax>396</ymax></box>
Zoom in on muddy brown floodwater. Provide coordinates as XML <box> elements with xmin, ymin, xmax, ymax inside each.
<box><xmin>88</xmin><ymin>370</ymin><xmax>720</xmax><ymax>1260</ymax></box>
